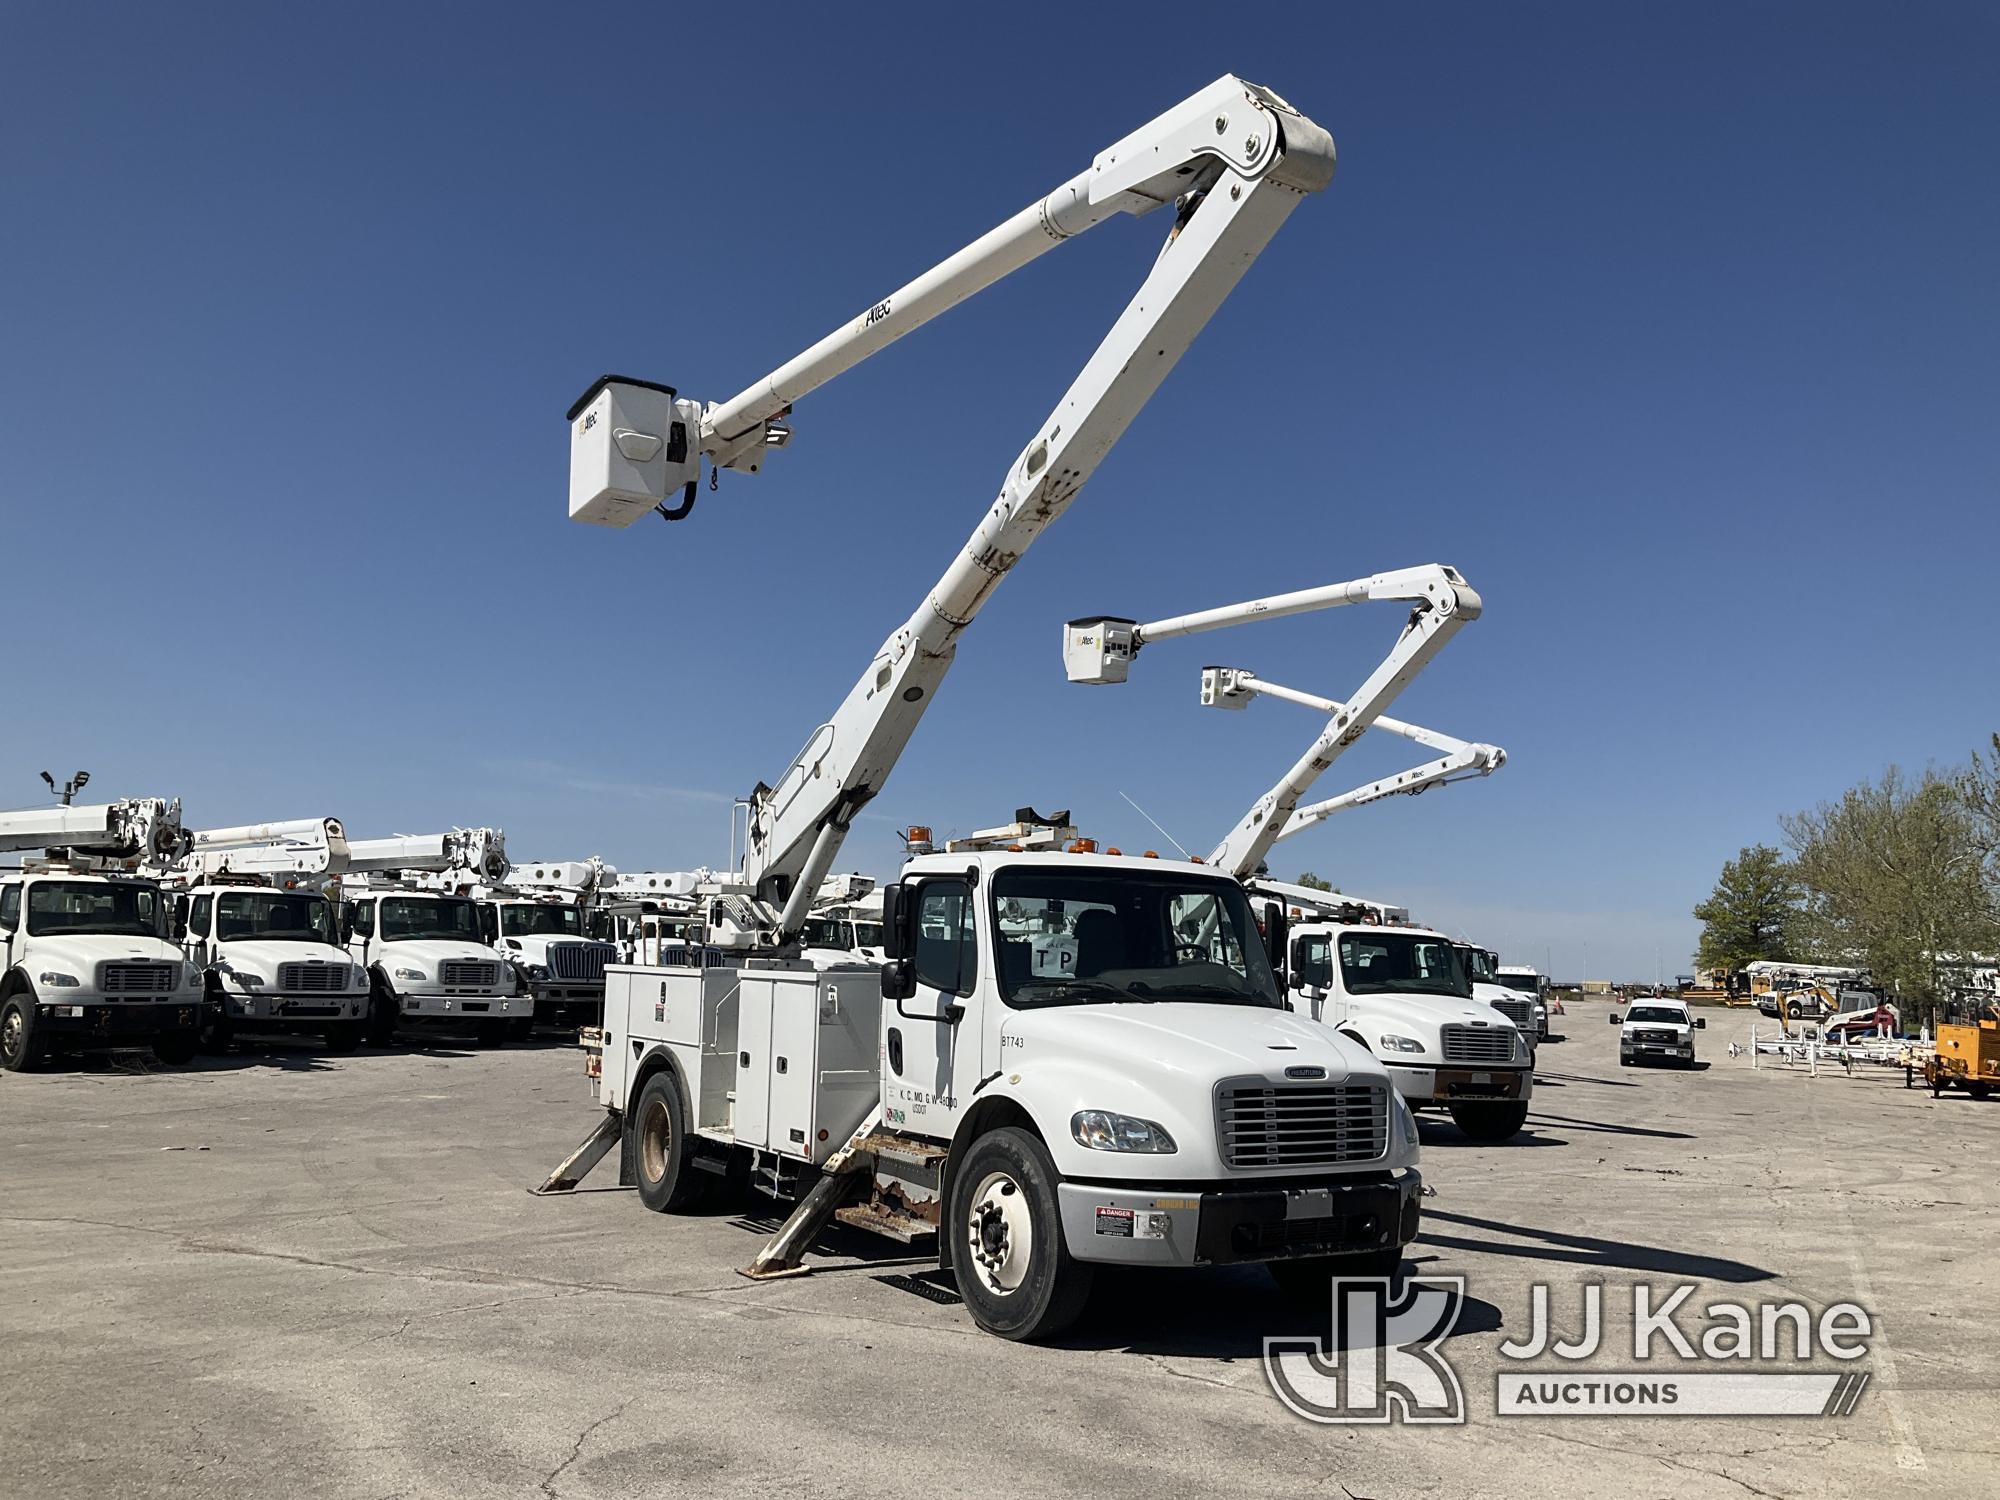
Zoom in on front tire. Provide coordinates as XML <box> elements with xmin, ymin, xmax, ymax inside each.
<box><xmin>1</xmin><ymin>994</ymin><xmax>47</xmax><ymax>1073</ymax></box>
<box><xmin>323</xmin><ymin>1021</ymin><xmax>363</xmax><ymax>1054</ymax></box>
<box><xmin>632</xmin><ymin>1070</ymin><xmax>707</xmax><ymax>1213</ymax></box>
<box><xmin>948</xmin><ymin>1127</ymin><xmax>1093</xmax><ymax>1341</ymax></box>
<box><xmin>1970</xmin><ymin>1081</ymin><xmax>1992</xmax><ymax>1101</ymax></box>
<box><xmin>1267</xmin><ymin>1246</ymin><xmax>1403</xmax><ymax>1304</ymax></box>
<box><xmin>1448</xmin><ymin>1099</ymin><xmax>1529</xmax><ymax>1142</ymax></box>
<box><xmin>364</xmin><ymin>976</ymin><xmax>397</xmax><ymax>1046</ymax></box>
<box><xmin>152</xmin><ymin>1030</ymin><xmax>198</xmax><ymax>1065</ymax></box>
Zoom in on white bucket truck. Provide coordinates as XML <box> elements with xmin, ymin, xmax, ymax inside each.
<box><xmin>339</xmin><ymin>829</ymin><xmax>524</xmax><ymax>1044</ymax></box>
<box><xmin>156</xmin><ymin>817</ymin><xmax>370</xmax><ymax>1054</ymax></box>
<box><xmin>539</xmin><ymin>76</ymin><xmax>1428</xmax><ymax>1339</ymax></box>
<box><xmin>460</xmin><ymin>858</ymin><xmax>620</xmax><ymax>1028</ymax></box>
<box><xmin>1061</xmin><ymin>566</ymin><xmax>1532</xmax><ymax>1141</ymax></box>
<box><xmin>0</xmin><ymin>797</ymin><xmax>201</xmax><ymax>1070</ymax></box>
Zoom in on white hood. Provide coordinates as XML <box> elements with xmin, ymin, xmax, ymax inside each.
<box><xmin>30</xmin><ymin>934</ymin><xmax>184</xmax><ymax>984</ymax></box>
<box><xmin>217</xmin><ymin>939</ymin><xmax>358</xmax><ymax>986</ymax></box>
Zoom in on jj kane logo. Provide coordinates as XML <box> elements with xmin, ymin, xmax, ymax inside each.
<box><xmin>1264</xmin><ymin>1277</ymin><xmax>1875</xmax><ymax>1424</ymax></box>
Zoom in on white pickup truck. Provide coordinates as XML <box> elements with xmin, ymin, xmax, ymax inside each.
<box><xmin>1610</xmin><ymin>997</ymin><xmax>1705</xmax><ymax>1068</ymax></box>
<box><xmin>341</xmin><ymin>888</ymin><xmax>527</xmax><ymax>1044</ymax></box>
<box><xmin>173</xmin><ymin>883</ymin><xmax>368</xmax><ymax>1053</ymax></box>
<box><xmin>0</xmin><ymin>869</ymin><xmax>202</xmax><ymax>1070</ymax></box>
<box><xmin>1285</xmin><ymin>921</ymin><xmax>1534</xmax><ymax>1141</ymax></box>
<box><xmin>594</xmin><ymin>850</ymin><xmax>1423</xmax><ymax>1340</ymax></box>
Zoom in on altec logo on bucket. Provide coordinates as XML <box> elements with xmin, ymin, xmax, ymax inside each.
<box><xmin>1264</xmin><ymin>1278</ymin><xmax>1875</xmax><ymax>1425</ymax></box>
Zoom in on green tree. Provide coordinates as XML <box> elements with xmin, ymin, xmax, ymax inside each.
<box><xmin>1693</xmin><ymin>845</ymin><xmax>1799</xmax><ymax>983</ymax></box>
<box><xmin>1782</xmin><ymin>766</ymin><xmax>1999</xmax><ymax>1026</ymax></box>
<box><xmin>1297</xmin><ymin>872</ymin><xmax>1334</xmax><ymax>892</ymax></box>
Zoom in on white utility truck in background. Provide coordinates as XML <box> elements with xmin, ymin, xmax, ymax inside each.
<box><xmin>546</xmin><ymin>76</ymin><xmax>1425</xmax><ymax>1341</ymax></box>
<box><xmin>153</xmin><ymin>817</ymin><xmax>370</xmax><ymax>1054</ymax></box>
<box><xmin>456</xmin><ymin>858</ymin><xmax>621</xmax><ymax>1028</ymax></box>
<box><xmin>1458</xmin><ymin>943</ymin><xmax>1542</xmax><ymax>1043</ymax></box>
<box><xmin>0</xmin><ymin>797</ymin><xmax>199</xmax><ymax>1070</ymax></box>
<box><xmin>1063</xmin><ymin>574</ymin><xmax>1534</xmax><ymax>1140</ymax></box>
<box><xmin>799</xmin><ymin>873</ymin><xmax>886</xmax><ymax>965</ymax></box>
<box><xmin>339</xmin><ymin>829</ymin><xmax>524</xmax><ymax>1044</ymax></box>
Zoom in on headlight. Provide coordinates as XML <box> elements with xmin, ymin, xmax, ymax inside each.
<box><xmin>1392</xmin><ymin>1090</ymin><xmax>1420</xmax><ymax>1147</ymax></box>
<box><xmin>235</xmin><ymin>972</ymin><xmax>267</xmax><ymax>989</ymax></box>
<box><xmin>1071</xmin><ymin>1110</ymin><xmax>1177</xmax><ymax>1153</ymax></box>
<box><xmin>183</xmin><ymin>963</ymin><xmax>201</xmax><ymax>987</ymax></box>
<box><xmin>1378</xmin><ymin>1033</ymin><xmax>1425</xmax><ymax>1054</ymax></box>
<box><xmin>525</xmin><ymin>964</ymin><xmax>551</xmax><ymax>981</ymax></box>
<box><xmin>38</xmin><ymin>971</ymin><xmax>80</xmax><ymax>987</ymax></box>
<box><xmin>393</xmin><ymin>967</ymin><xmax>429</xmax><ymax>983</ymax></box>
<box><xmin>1515</xmin><ymin>1031</ymin><xmax>1530</xmax><ymax>1059</ymax></box>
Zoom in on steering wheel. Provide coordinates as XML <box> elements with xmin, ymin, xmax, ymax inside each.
<box><xmin>1172</xmin><ymin>942</ymin><xmax>1211</xmax><ymax>964</ymax></box>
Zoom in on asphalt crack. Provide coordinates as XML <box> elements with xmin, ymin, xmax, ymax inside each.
<box><xmin>539</xmin><ymin>1397</ymin><xmax>634</xmax><ymax>1499</ymax></box>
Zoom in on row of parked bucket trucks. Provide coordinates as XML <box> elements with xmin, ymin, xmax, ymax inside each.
<box><xmin>0</xmin><ymin>797</ymin><xmax>734</xmax><ymax>1069</ymax></box>
<box><xmin>538</xmin><ymin>75</ymin><xmax>1555</xmax><ymax>1341</ymax></box>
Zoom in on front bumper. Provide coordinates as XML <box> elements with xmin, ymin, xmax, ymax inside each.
<box><xmin>37</xmin><ymin>1000</ymin><xmax>198</xmax><ymax>1038</ymax></box>
<box><xmin>222</xmin><ymin>992</ymin><xmax>366</xmax><ymax>1026</ymax></box>
<box><xmin>1385</xmin><ymin>1061</ymin><xmax>1532</xmax><ymax>1105</ymax></box>
<box><xmin>398</xmin><ymin>992</ymin><xmax>524</xmax><ymax>1020</ymax></box>
<box><xmin>1057</xmin><ymin>1168</ymin><xmax>1422</xmax><ymax>1268</ymax></box>
<box><xmin>527</xmin><ymin>981</ymin><xmax>604</xmax><ymax>1012</ymax></box>
<box><xmin>1624</xmin><ymin>1039</ymin><xmax>1693</xmax><ymax>1060</ymax></box>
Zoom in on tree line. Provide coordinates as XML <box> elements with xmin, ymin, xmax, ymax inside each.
<box><xmin>1694</xmin><ymin>735</ymin><xmax>2000</xmax><ymax>1023</ymax></box>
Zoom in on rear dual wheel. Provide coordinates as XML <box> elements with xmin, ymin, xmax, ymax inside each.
<box><xmin>632</xmin><ymin>1070</ymin><xmax>708</xmax><ymax>1213</ymax></box>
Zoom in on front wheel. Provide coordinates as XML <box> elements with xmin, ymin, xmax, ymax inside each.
<box><xmin>1970</xmin><ymin>1081</ymin><xmax>1993</xmax><ymax>1102</ymax></box>
<box><xmin>364</xmin><ymin>978</ymin><xmax>397</xmax><ymax>1046</ymax></box>
<box><xmin>1447</xmin><ymin>1099</ymin><xmax>1529</xmax><ymax>1142</ymax></box>
<box><xmin>508</xmin><ymin>1016</ymin><xmax>534</xmax><ymax>1042</ymax></box>
<box><xmin>632</xmin><ymin>1070</ymin><xmax>707</xmax><ymax>1213</ymax></box>
<box><xmin>1</xmin><ymin>995</ymin><xmax>46</xmax><ymax>1073</ymax></box>
<box><xmin>152</xmin><ymin>1030</ymin><xmax>198</xmax><ymax>1065</ymax></box>
<box><xmin>322</xmin><ymin>1021</ymin><xmax>363</xmax><ymax>1054</ymax></box>
<box><xmin>1267</xmin><ymin>1246</ymin><xmax>1403</xmax><ymax>1304</ymax></box>
<box><xmin>948</xmin><ymin>1127</ymin><xmax>1093</xmax><ymax>1341</ymax></box>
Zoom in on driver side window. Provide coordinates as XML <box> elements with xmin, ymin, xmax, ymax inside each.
<box><xmin>912</xmin><ymin>881</ymin><xmax>976</xmax><ymax>996</ymax></box>
<box><xmin>348</xmin><ymin>902</ymin><xmax>374</xmax><ymax>939</ymax></box>
<box><xmin>0</xmin><ymin>884</ymin><xmax>18</xmax><ymax>933</ymax></box>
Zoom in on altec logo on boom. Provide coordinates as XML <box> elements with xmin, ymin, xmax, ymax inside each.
<box><xmin>1265</xmin><ymin>1279</ymin><xmax>1876</xmax><ymax>1424</ymax></box>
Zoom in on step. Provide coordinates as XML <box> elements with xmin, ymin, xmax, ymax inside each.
<box><xmin>834</xmin><ymin>1202</ymin><xmax>939</xmax><ymax>1244</ymax></box>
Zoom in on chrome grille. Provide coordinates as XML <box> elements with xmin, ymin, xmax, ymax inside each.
<box><xmin>547</xmin><ymin>943</ymin><xmax>611</xmax><ymax>983</ymax></box>
<box><xmin>1490</xmin><ymin>996</ymin><xmax>1534</xmax><ymax>1032</ymax></box>
<box><xmin>1636</xmin><ymin>1029</ymin><xmax>1681</xmax><ymax>1045</ymax></box>
<box><xmin>100</xmin><ymin>961</ymin><xmax>175</xmax><ymax>995</ymax></box>
<box><xmin>1218</xmin><ymin>1081</ymin><xmax>1387</xmax><ymax>1169</ymax></box>
<box><xmin>1441</xmin><ymin>1024</ymin><xmax>1514</xmax><ymax>1064</ymax></box>
<box><xmin>440</xmin><ymin>960</ymin><xmax>499</xmax><ymax>988</ymax></box>
<box><xmin>279</xmin><ymin>963</ymin><xmax>351</xmax><ymax>992</ymax></box>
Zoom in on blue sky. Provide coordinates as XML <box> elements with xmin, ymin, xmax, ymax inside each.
<box><xmin>3</xmin><ymin>4</ymin><xmax>1995</xmax><ymax>980</ymax></box>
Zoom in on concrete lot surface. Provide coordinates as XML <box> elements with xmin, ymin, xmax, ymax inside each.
<box><xmin>2</xmin><ymin>1006</ymin><xmax>1993</xmax><ymax>1499</ymax></box>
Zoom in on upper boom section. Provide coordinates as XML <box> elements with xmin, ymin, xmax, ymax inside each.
<box><xmin>566</xmin><ymin>78</ymin><xmax>1332</xmax><ymax>944</ymax></box>
<box><xmin>0</xmin><ymin>798</ymin><xmax>187</xmax><ymax>862</ymax></box>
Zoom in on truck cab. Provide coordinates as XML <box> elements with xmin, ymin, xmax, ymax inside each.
<box><xmin>1457</xmin><ymin>943</ymin><xmax>1542</xmax><ymax>1045</ymax></box>
<box><xmin>1610</xmin><ymin>996</ymin><xmax>1704</xmax><ymax>1067</ymax></box>
<box><xmin>173</xmin><ymin>882</ymin><xmax>368</xmax><ymax>1053</ymax></box>
<box><xmin>340</xmin><ymin>887</ymin><xmax>525</xmax><ymax>1045</ymax></box>
<box><xmin>797</xmin><ymin>908</ymin><xmax>886</xmax><ymax>966</ymax></box>
<box><xmin>598</xmin><ymin>851</ymin><xmax>1422</xmax><ymax>1341</ymax></box>
<box><xmin>0</xmin><ymin>869</ymin><xmax>201</xmax><ymax>1070</ymax></box>
<box><xmin>477</xmin><ymin>895</ymin><xmax>617</xmax><ymax>1028</ymax></box>
<box><xmin>1285</xmin><ymin>921</ymin><xmax>1534</xmax><ymax>1141</ymax></box>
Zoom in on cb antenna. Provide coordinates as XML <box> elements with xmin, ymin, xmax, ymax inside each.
<box><xmin>1118</xmin><ymin>790</ymin><xmax>1192</xmax><ymax>861</ymax></box>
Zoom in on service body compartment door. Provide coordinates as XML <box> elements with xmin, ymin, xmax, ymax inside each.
<box><xmin>734</xmin><ymin>975</ymin><xmax>776</xmax><ymax>1149</ymax></box>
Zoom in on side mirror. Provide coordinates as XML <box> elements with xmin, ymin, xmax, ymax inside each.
<box><xmin>881</xmin><ymin>883</ymin><xmax>910</xmax><ymax>961</ymax></box>
<box><xmin>340</xmin><ymin>910</ymin><xmax>355</xmax><ymax>942</ymax></box>
<box><xmin>1261</xmin><ymin>900</ymin><xmax>1288</xmax><ymax>974</ymax></box>
<box><xmin>1694</xmin><ymin>1016</ymin><xmax>1706</xmax><ymax>1029</ymax></box>
<box><xmin>1607</xmin><ymin>1012</ymin><xmax>1622</xmax><ymax>1025</ymax></box>
<box><xmin>478</xmin><ymin>908</ymin><xmax>498</xmax><ymax>945</ymax></box>
<box><xmin>880</xmin><ymin>957</ymin><xmax>916</xmax><ymax>1003</ymax></box>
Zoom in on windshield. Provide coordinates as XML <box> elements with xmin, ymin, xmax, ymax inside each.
<box><xmin>1338</xmin><ymin>932</ymin><xmax>1471</xmax><ymax>998</ymax></box>
<box><xmin>216</xmin><ymin>891</ymin><xmax>334</xmax><ymax>944</ymax></box>
<box><xmin>991</xmin><ymin>868</ymin><xmax>1283</xmax><ymax>1010</ymax></box>
<box><xmin>853</xmin><ymin>922</ymin><xmax>884</xmax><ymax>949</ymax></box>
<box><xmin>1626</xmin><ymin>1004</ymin><xmax>1688</xmax><ymax>1025</ymax></box>
<box><xmin>26</xmin><ymin>880</ymin><xmax>161</xmax><ymax>938</ymax></box>
<box><xmin>379</xmin><ymin>897</ymin><xmax>483</xmax><ymax>943</ymax></box>
<box><xmin>1497</xmin><ymin>971</ymin><xmax>1541</xmax><ymax>994</ymax></box>
<box><xmin>1459</xmin><ymin>947</ymin><xmax>1499</xmax><ymax>983</ymax></box>
<box><xmin>499</xmin><ymin>904</ymin><xmax>582</xmax><ymax>938</ymax></box>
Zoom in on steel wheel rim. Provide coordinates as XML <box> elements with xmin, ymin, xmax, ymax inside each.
<box><xmin>967</xmin><ymin>1169</ymin><xmax>1033</xmax><ymax>1294</ymax></box>
<box><xmin>1</xmin><ymin>1006</ymin><xmax>21</xmax><ymax>1062</ymax></box>
<box><xmin>639</xmin><ymin>1097</ymin><xmax>671</xmax><ymax>1183</ymax></box>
